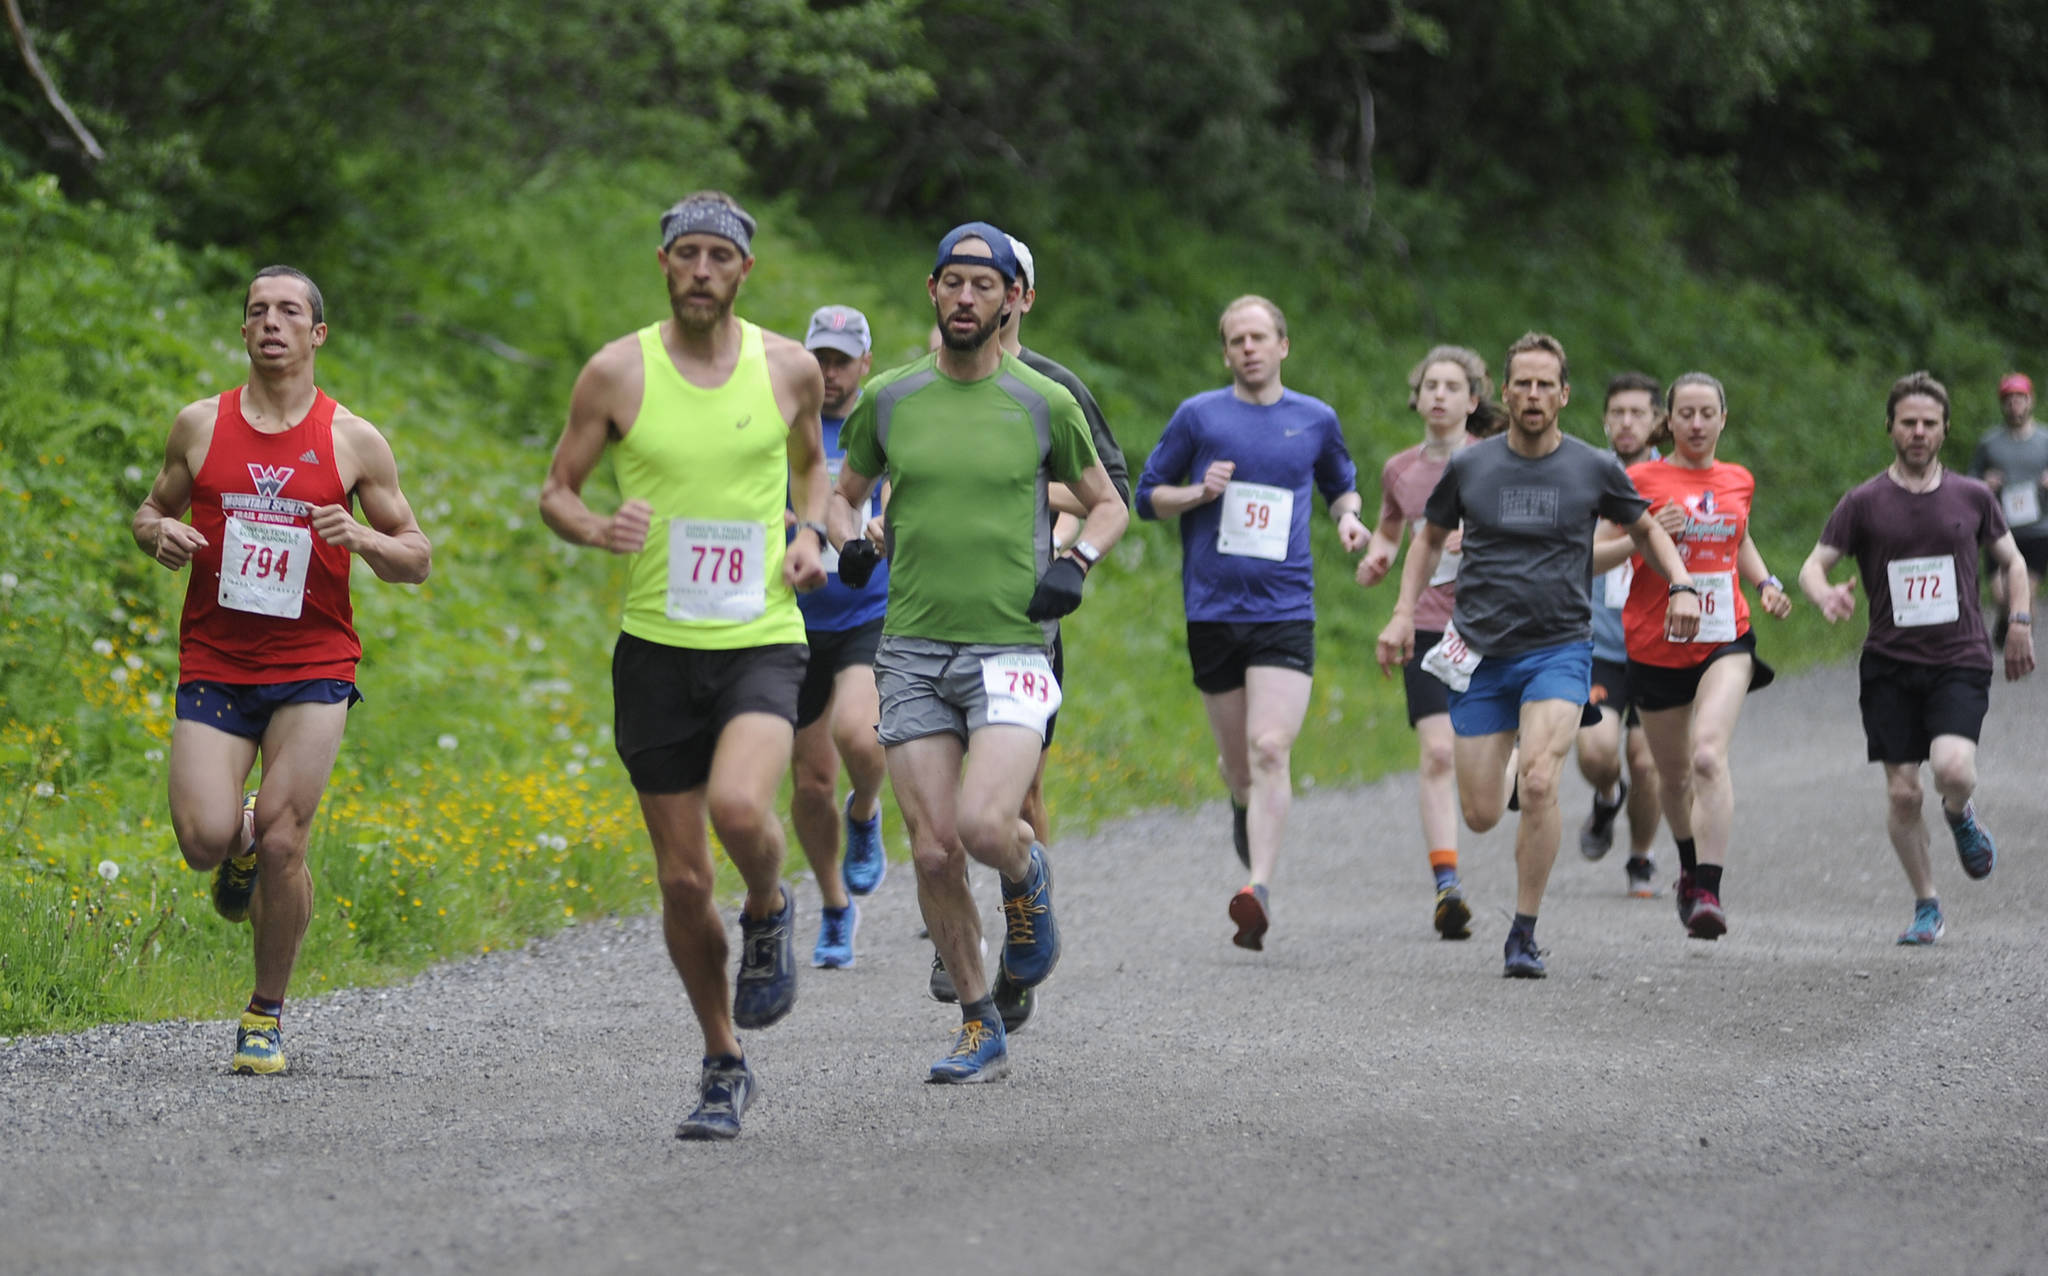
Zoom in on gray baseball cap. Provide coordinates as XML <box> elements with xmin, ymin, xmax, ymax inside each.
<box><xmin>804</xmin><ymin>305</ymin><xmax>871</xmax><ymax>357</ymax></box>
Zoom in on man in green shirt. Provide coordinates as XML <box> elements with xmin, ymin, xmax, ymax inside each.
<box><xmin>829</xmin><ymin>222</ymin><xmax>1127</xmax><ymax>1083</ymax></box>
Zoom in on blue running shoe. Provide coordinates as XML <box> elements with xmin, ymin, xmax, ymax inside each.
<box><xmin>1946</xmin><ymin>803</ymin><xmax>1996</xmax><ymax>880</ymax></box>
<box><xmin>675</xmin><ymin>1055</ymin><xmax>754</xmax><ymax>1140</ymax></box>
<box><xmin>1897</xmin><ymin>900</ymin><xmax>1945</xmax><ymax>946</ymax></box>
<box><xmin>927</xmin><ymin>1015</ymin><xmax>1008</xmax><ymax>1084</ymax></box>
<box><xmin>841</xmin><ymin>794</ymin><xmax>886</xmax><ymax>896</ymax></box>
<box><xmin>1000</xmin><ymin>844</ymin><xmax>1060</xmax><ymax>987</ymax></box>
<box><xmin>231</xmin><ymin>1011</ymin><xmax>286</xmax><ymax>1075</ymax></box>
<box><xmin>733</xmin><ymin>885</ymin><xmax>798</xmax><ymax>1029</ymax></box>
<box><xmin>1503</xmin><ymin>928</ymin><xmax>1546</xmax><ymax>979</ymax></box>
<box><xmin>812</xmin><ymin>902</ymin><xmax>857</xmax><ymax>969</ymax></box>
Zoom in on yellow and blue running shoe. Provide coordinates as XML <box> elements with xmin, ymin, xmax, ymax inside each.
<box><xmin>232</xmin><ymin>1012</ymin><xmax>286</xmax><ymax>1075</ymax></box>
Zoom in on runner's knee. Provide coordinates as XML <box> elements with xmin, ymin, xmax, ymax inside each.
<box><xmin>1247</xmin><ymin>730</ymin><xmax>1293</xmax><ymax>776</ymax></box>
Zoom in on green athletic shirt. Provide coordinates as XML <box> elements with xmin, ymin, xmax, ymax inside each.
<box><xmin>615</xmin><ymin>320</ymin><xmax>805</xmax><ymax>650</ymax></box>
<box><xmin>840</xmin><ymin>353</ymin><xmax>1100</xmax><ymax>645</ymax></box>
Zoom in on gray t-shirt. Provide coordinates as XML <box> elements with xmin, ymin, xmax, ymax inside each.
<box><xmin>1424</xmin><ymin>434</ymin><xmax>1650</xmax><ymax>657</ymax></box>
<box><xmin>1968</xmin><ymin>426</ymin><xmax>2048</xmax><ymax>539</ymax></box>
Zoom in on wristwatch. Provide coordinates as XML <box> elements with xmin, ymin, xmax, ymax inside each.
<box><xmin>1760</xmin><ymin>575</ymin><xmax>1784</xmax><ymax>593</ymax></box>
<box><xmin>1668</xmin><ymin>582</ymin><xmax>1699</xmax><ymax>597</ymax></box>
<box><xmin>800</xmin><ymin>520</ymin><xmax>829</xmax><ymax>542</ymax></box>
<box><xmin>2012</xmin><ymin>613</ymin><xmax>2032</xmax><ymax>626</ymax></box>
<box><xmin>1071</xmin><ymin>539</ymin><xmax>1103</xmax><ymax>571</ymax></box>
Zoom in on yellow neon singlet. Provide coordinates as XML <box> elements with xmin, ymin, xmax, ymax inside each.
<box><xmin>616</xmin><ymin>320</ymin><xmax>803</xmax><ymax>649</ymax></box>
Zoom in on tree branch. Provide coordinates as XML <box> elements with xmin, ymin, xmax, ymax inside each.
<box><xmin>4</xmin><ymin>0</ymin><xmax>104</xmax><ymax>163</ymax></box>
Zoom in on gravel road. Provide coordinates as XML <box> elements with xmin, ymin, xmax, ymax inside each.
<box><xmin>5</xmin><ymin>663</ymin><xmax>2045</xmax><ymax>1275</ymax></box>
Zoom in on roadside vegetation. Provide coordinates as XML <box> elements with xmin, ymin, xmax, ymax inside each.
<box><xmin>4</xmin><ymin>1</ymin><xmax>2042</xmax><ymax>1033</ymax></box>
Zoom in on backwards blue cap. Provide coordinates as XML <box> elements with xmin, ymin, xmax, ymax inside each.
<box><xmin>931</xmin><ymin>221</ymin><xmax>1019</xmax><ymax>285</ymax></box>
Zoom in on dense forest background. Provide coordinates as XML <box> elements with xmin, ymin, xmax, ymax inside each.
<box><xmin>4</xmin><ymin>0</ymin><xmax>2048</xmax><ymax>1029</ymax></box>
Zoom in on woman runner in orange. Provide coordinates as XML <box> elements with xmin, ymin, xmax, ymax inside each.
<box><xmin>1593</xmin><ymin>372</ymin><xmax>1791</xmax><ymax>939</ymax></box>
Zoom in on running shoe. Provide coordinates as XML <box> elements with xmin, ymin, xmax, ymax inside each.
<box><xmin>1433</xmin><ymin>883</ymin><xmax>1473</xmax><ymax>940</ymax></box>
<box><xmin>1625</xmin><ymin>855</ymin><xmax>1657</xmax><ymax>898</ymax></box>
<box><xmin>1946</xmin><ymin>802</ymin><xmax>1997</xmax><ymax>880</ymax></box>
<box><xmin>1502</xmin><ymin>929</ymin><xmax>1546</xmax><ymax>979</ymax></box>
<box><xmin>992</xmin><ymin>965</ymin><xmax>1035</xmax><ymax>1033</ymax></box>
<box><xmin>840</xmin><ymin>793</ymin><xmax>887</xmax><ymax>895</ymax></box>
<box><xmin>1683</xmin><ymin>887</ymin><xmax>1727</xmax><ymax>940</ymax></box>
<box><xmin>1231</xmin><ymin>799</ymin><xmax>1250</xmax><ymax>868</ymax></box>
<box><xmin>1229</xmin><ymin>884</ymin><xmax>1270</xmax><ymax>951</ymax></box>
<box><xmin>927</xmin><ymin>1015</ymin><xmax>1008</xmax><ymax>1084</ymax></box>
<box><xmin>732</xmin><ymin>885</ymin><xmax>797</xmax><ymax>1029</ymax></box>
<box><xmin>1896</xmin><ymin>900</ymin><xmax>1945</xmax><ymax>946</ymax></box>
<box><xmin>231</xmin><ymin>1011</ymin><xmax>286</xmax><ymax>1075</ymax></box>
<box><xmin>928</xmin><ymin>949</ymin><xmax>956</xmax><ymax>1003</ymax></box>
<box><xmin>1579</xmin><ymin>780</ymin><xmax>1626</xmax><ymax>860</ymax></box>
<box><xmin>999</xmin><ymin>844</ymin><xmax>1060</xmax><ymax>987</ymax></box>
<box><xmin>211</xmin><ymin>793</ymin><xmax>260</xmax><ymax>923</ymax></box>
<box><xmin>811</xmin><ymin>902</ymin><xmax>857</xmax><ymax>970</ymax></box>
<box><xmin>927</xmin><ymin>935</ymin><xmax>986</xmax><ymax>1004</ymax></box>
<box><xmin>675</xmin><ymin>1055</ymin><xmax>754</xmax><ymax>1140</ymax></box>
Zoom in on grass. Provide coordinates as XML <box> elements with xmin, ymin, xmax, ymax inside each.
<box><xmin>0</xmin><ymin>156</ymin><xmax>2013</xmax><ymax>1035</ymax></box>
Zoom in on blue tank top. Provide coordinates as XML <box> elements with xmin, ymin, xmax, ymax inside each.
<box><xmin>796</xmin><ymin>407</ymin><xmax>889</xmax><ymax>632</ymax></box>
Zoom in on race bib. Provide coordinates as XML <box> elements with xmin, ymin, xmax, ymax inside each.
<box><xmin>2002</xmin><ymin>482</ymin><xmax>2040</xmax><ymax>526</ymax></box>
<box><xmin>1686</xmin><ymin>571</ymin><xmax>1737</xmax><ymax>644</ymax></box>
<box><xmin>1421</xmin><ymin>620</ymin><xmax>1482</xmax><ymax>692</ymax></box>
<box><xmin>1602</xmin><ymin>561</ymin><xmax>1634</xmax><ymax>609</ymax></box>
<box><xmin>218</xmin><ymin>516</ymin><xmax>312</xmax><ymax>619</ymax></box>
<box><xmin>980</xmin><ymin>651</ymin><xmax>1063</xmax><ymax>736</ymax></box>
<box><xmin>667</xmin><ymin>519</ymin><xmax>767</xmax><ymax>622</ymax></box>
<box><xmin>1420</xmin><ymin>520</ymin><xmax>1462</xmax><ymax>587</ymax></box>
<box><xmin>1217</xmin><ymin>482</ymin><xmax>1292</xmax><ymax>561</ymax></box>
<box><xmin>1887</xmin><ymin>555</ymin><xmax>1959</xmax><ymax>628</ymax></box>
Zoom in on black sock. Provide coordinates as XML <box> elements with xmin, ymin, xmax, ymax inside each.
<box><xmin>1693</xmin><ymin>863</ymin><xmax>1722</xmax><ymax>896</ymax></box>
<box><xmin>1676</xmin><ymin>837</ymin><xmax>1697</xmax><ymax>873</ymax></box>
<box><xmin>246</xmin><ymin>995</ymin><xmax>283</xmax><ymax>1020</ymax></box>
<box><xmin>1511</xmin><ymin>912</ymin><xmax>1537</xmax><ymax>937</ymax></box>
<box><xmin>961</xmin><ymin>995</ymin><xmax>997</xmax><ymax>1028</ymax></box>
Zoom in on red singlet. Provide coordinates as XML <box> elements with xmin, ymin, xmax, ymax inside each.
<box><xmin>1622</xmin><ymin>458</ymin><xmax>1755</xmax><ymax>668</ymax></box>
<box><xmin>177</xmin><ymin>386</ymin><xmax>361</xmax><ymax>684</ymax></box>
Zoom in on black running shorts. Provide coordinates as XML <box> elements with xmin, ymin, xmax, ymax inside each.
<box><xmin>612</xmin><ymin>633</ymin><xmax>806</xmax><ymax>793</ymax></box>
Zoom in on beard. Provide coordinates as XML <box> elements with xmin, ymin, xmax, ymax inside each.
<box><xmin>938</xmin><ymin>305</ymin><xmax>1002</xmax><ymax>352</ymax></box>
<box><xmin>671</xmin><ymin>281</ymin><xmax>737</xmax><ymax>334</ymax></box>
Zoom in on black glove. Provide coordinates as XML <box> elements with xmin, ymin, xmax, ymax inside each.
<box><xmin>836</xmin><ymin>537</ymin><xmax>880</xmax><ymax>589</ymax></box>
<box><xmin>1026</xmin><ymin>556</ymin><xmax>1088</xmax><ymax>621</ymax></box>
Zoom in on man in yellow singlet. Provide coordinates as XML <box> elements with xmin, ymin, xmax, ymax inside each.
<box><xmin>540</xmin><ymin>191</ymin><xmax>829</xmax><ymax>1141</ymax></box>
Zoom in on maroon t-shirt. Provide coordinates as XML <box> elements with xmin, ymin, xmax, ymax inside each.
<box><xmin>1818</xmin><ymin>470</ymin><xmax>2007</xmax><ymax>669</ymax></box>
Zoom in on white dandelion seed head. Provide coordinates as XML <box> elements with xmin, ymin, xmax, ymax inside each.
<box><xmin>97</xmin><ymin>861</ymin><xmax>119</xmax><ymax>883</ymax></box>
<box><xmin>0</xmin><ymin>572</ymin><xmax>17</xmax><ymax>591</ymax></box>
<box><xmin>33</xmin><ymin>782</ymin><xmax>54</xmax><ymax>797</ymax></box>
<box><xmin>91</xmin><ymin>638</ymin><xmax>114</xmax><ymax>656</ymax></box>
<box><xmin>437</xmin><ymin>734</ymin><xmax>459</xmax><ymax>751</ymax></box>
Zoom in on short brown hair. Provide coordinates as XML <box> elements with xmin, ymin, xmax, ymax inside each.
<box><xmin>1604</xmin><ymin>371</ymin><xmax>1663</xmax><ymax>412</ymax></box>
<box><xmin>1503</xmin><ymin>332</ymin><xmax>1569</xmax><ymax>385</ymax></box>
<box><xmin>1219</xmin><ymin>295</ymin><xmax>1287</xmax><ymax>343</ymax></box>
<box><xmin>247</xmin><ymin>265</ymin><xmax>323</xmax><ymax>327</ymax></box>
<box><xmin>1886</xmin><ymin>370</ymin><xmax>1951</xmax><ymax>427</ymax></box>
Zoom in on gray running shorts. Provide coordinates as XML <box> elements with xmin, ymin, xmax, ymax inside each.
<box><xmin>874</xmin><ymin>635</ymin><xmax>1051</xmax><ymax>746</ymax></box>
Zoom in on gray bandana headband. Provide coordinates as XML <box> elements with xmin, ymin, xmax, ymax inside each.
<box><xmin>659</xmin><ymin>201</ymin><xmax>756</xmax><ymax>256</ymax></box>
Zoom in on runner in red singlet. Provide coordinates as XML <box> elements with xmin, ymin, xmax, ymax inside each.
<box><xmin>132</xmin><ymin>266</ymin><xmax>431</xmax><ymax>1075</ymax></box>
<box><xmin>1594</xmin><ymin>372</ymin><xmax>1790</xmax><ymax>941</ymax></box>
